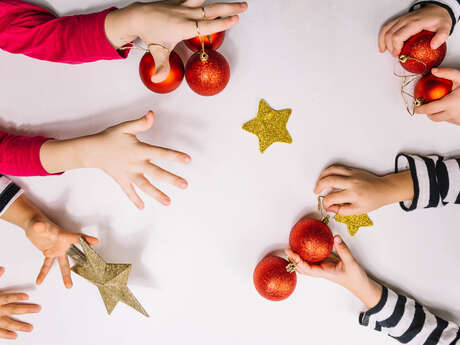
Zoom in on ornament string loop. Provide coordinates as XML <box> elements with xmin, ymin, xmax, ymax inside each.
<box><xmin>393</xmin><ymin>56</ymin><xmax>427</xmax><ymax>116</ymax></box>
<box><xmin>317</xmin><ymin>196</ymin><xmax>331</xmax><ymax>225</ymax></box>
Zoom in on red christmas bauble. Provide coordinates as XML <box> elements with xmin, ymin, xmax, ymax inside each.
<box><xmin>185</xmin><ymin>50</ymin><xmax>230</xmax><ymax>96</ymax></box>
<box><xmin>139</xmin><ymin>51</ymin><xmax>184</xmax><ymax>94</ymax></box>
<box><xmin>414</xmin><ymin>72</ymin><xmax>453</xmax><ymax>105</ymax></box>
<box><xmin>184</xmin><ymin>32</ymin><xmax>225</xmax><ymax>51</ymax></box>
<box><xmin>253</xmin><ymin>256</ymin><xmax>297</xmax><ymax>301</ymax></box>
<box><xmin>289</xmin><ymin>218</ymin><xmax>334</xmax><ymax>263</ymax></box>
<box><xmin>399</xmin><ymin>30</ymin><xmax>446</xmax><ymax>74</ymax></box>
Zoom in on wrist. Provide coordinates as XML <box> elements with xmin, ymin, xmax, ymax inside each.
<box><xmin>381</xmin><ymin>171</ymin><xmax>413</xmax><ymax>205</ymax></box>
<box><xmin>40</xmin><ymin>138</ymin><xmax>87</xmax><ymax>173</ymax></box>
<box><xmin>350</xmin><ymin>276</ymin><xmax>383</xmax><ymax>309</ymax></box>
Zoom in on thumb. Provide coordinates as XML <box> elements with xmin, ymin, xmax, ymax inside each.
<box><xmin>149</xmin><ymin>46</ymin><xmax>171</xmax><ymax>83</ymax></box>
<box><xmin>119</xmin><ymin>111</ymin><xmax>155</xmax><ymax>134</ymax></box>
<box><xmin>333</xmin><ymin>235</ymin><xmax>355</xmax><ymax>265</ymax></box>
<box><xmin>431</xmin><ymin>67</ymin><xmax>460</xmax><ymax>84</ymax></box>
<box><xmin>430</xmin><ymin>28</ymin><xmax>449</xmax><ymax>49</ymax></box>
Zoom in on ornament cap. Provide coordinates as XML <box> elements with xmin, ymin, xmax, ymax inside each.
<box><xmin>286</xmin><ymin>262</ymin><xmax>297</xmax><ymax>273</ymax></box>
<box><xmin>200</xmin><ymin>51</ymin><xmax>209</xmax><ymax>62</ymax></box>
<box><xmin>414</xmin><ymin>97</ymin><xmax>425</xmax><ymax>107</ymax></box>
<box><xmin>321</xmin><ymin>215</ymin><xmax>330</xmax><ymax>225</ymax></box>
<box><xmin>399</xmin><ymin>55</ymin><xmax>409</xmax><ymax>63</ymax></box>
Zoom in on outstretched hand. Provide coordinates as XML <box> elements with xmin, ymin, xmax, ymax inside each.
<box><xmin>0</xmin><ymin>267</ymin><xmax>41</xmax><ymax>340</ymax></box>
<box><xmin>106</xmin><ymin>0</ymin><xmax>248</xmax><ymax>82</ymax></box>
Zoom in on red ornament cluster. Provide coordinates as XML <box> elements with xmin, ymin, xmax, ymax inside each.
<box><xmin>253</xmin><ymin>216</ymin><xmax>334</xmax><ymax>302</ymax></box>
<box><xmin>397</xmin><ymin>30</ymin><xmax>452</xmax><ymax>107</ymax></box>
<box><xmin>138</xmin><ymin>31</ymin><xmax>230</xmax><ymax>96</ymax></box>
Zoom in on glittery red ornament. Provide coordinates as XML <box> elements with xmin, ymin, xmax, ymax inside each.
<box><xmin>289</xmin><ymin>218</ymin><xmax>334</xmax><ymax>263</ymax></box>
<box><xmin>399</xmin><ymin>30</ymin><xmax>446</xmax><ymax>74</ymax></box>
<box><xmin>414</xmin><ymin>72</ymin><xmax>453</xmax><ymax>105</ymax></box>
<box><xmin>185</xmin><ymin>49</ymin><xmax>230</xmax><ymax>96</ymax></box>
<box><xmin>253</xmin><ymin>256</ymin><xmax>297</xmax><ymax>301</ymax></box>
<box><xmin>184</xmin><ymin>32</ymin><xmax>225</xmax><ymax>51</ymax></box>
<box><xmin>139</xmin><ymin>51</ymin><xmax>184</xmax><ymax>94</ymax></box>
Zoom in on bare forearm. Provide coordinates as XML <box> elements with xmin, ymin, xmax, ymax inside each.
<box><xmin>351</xmin><ymin>277</ymin><xmax>383</xmax><ymax>310</ymax></box>
<box><xmin>1</xmin><ymin>195</ymin><xmax>40</xmax><ymax>231</ymax></box>
<box><xmin>104</xmin><ymin>3</ymin><xmax>141</xmax><ymax>49</ymax></box>
<box><xmin>381</xmin><ymin>170</ymin><xmax>414</xmax><ymax>205</ymax></box>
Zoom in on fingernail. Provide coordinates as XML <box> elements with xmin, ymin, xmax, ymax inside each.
<box><xmin>21</xmin><ymin>294</ymin><xmax>29</xmax><ymax>300</ymax></box>
<box><xmin>180</xmin><ymin>181</ymin><xmax>188</xmax><ymax>189</ymax></box>
<box><xmin>334</xmin><ymin>236</ymin><xmax>342</xmax><ymax>244</ymax></box>
<box><xmin>184</xmin><ymin>156</ymin><xmax>191</xmax><ymax>163</ymax></box>
<box><xmin>163</xmin><ymin>198</ymin><xmax>171</xmax><ymax>205</ymax></box>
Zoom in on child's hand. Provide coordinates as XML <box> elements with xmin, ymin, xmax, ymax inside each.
<box><xmin>415</xmin><ymin>68</ymin><xmax>460</xmax><ymax>125</ymax></box>
<box><xmin>106</xmin><ymin>1</ymin><xmax>248</xmax><ymax>82</ymax></box>
<box><xmin>378</xmin><ymin>4</ymin><xmax>451</xmax><ymax>57</ymax></box>
<box><xmin>25</xmin><ymin>217</ymin><xmax>98</xmax><ymax>289</ymax></box>
<box><xmin>314</xmin><ymin>165</ymin><xmax>413</xmax><ymax>215</ymax></box>
<box><xmin>0</xmin><ymin>267</ymin><xmax>41</xmax><ymax>340</ymax></box>
<box><xmin>285</xmin><ymin>235</ymin><xmax>382</xmax><ymax>309</ymax></box>
<box><xmin>41</xmin><ymin>111</ymin><xmax>191</xmax><ymax>209</ymax></box>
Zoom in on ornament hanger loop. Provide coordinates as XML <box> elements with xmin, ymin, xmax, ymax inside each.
<box><xmin>147</xmin><ymin>43</ymin><xmax>170</xmax><ymax>53</ymax></box>
<box><xmin>317</xmin><ymin>196</ymin><xmax>331</xmax><ymax>225</ymax></box>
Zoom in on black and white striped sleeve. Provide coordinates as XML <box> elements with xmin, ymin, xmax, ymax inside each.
<box><xmin>395</xmin><ymin>153</ymin><xmax>460</xmax><ymax>211</ymax></box>
<box><xmin>359</xmin><ymin>286</ymin><xmax>460</xmax><ymax>344</ymax></box>
<box><xmin>0</xmin><ymin>175</ymin><xmax>22</xmax><ymax>216</ymax></box>
<box><xmin>410</xmin><ymin>1</ymin><xmax>460</xmax><ymax>34</ymax></box>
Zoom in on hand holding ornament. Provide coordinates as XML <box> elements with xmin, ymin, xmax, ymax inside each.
<box><xmin>285</xmin><ymin>235</ymin><xmax>383</xmax><ymax>309</ymax></box>
<box><xmin>105</xmin><ymin>0</ymin><xmax>248</xmax><ymax>82</ymax></box>
<box><xmin>0</xmin><ymin>267</ymin><xmax>41</xmax><ymax>340</ymax></box>
<box><xmin>314</xmin><ymin>165</ymin><xmax>414</xmax><ymax>215</ymax></box>
<box><xmin>0</xmin><ymin>195</ymin><xmax>99</xmax><ymax>289</ymax></box>
<box><xmin>40</xmin><ymin>111</ymin><xmax>191</xmax><ymax>209</ymax></box>
<box><xmin>378</xmin><ymin>4</ymin><xmax>451</xmax><ymax>57</ymax></box>
<box><xmin>415</xmin><ymin>68</ymin><xmax>460</xmax><ymax>125</ymax></box>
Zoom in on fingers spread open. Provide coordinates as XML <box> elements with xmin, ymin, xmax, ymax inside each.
<box><xmin>0</xmin><ymin>317</ymin><xmax>33</xmax><ymax>333</ymax></box>
<box><xmin>57</xmin><ymin>256</ymin><xmax>72</xmax><ymax>289</ymax></box>
<box><xmin>119</xmin><ymin>112</ymin><xmax>155</xmax><ymax>135</ymax></box>
<box><xmin>36</xmin><ymin>258</ymin><xmax>54</xmax><ymax>285</ymax></box>
<box><xmin>0</xmin><ymin>294</ymin><xmax>28</xmax><ymax>306</ymax></box>
<box><xmin>119</xmin><ymin>181</ymin><xmax>144</xmax><ymax>210</ymax></box>
<box><xmin>144</xmin><ymin>164</ymin><xmax>188</xmax><ymax>189</ymax></box>
<box><xmin>134</xmin><ymin>175</ymin><xmax>171</xmax><ymax>206</ymax></box>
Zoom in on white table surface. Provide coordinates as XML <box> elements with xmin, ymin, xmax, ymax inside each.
<box><xmin>1</xmin><ymin>0</ymin><xmax>459</xmax><ymax>344</ymax></box>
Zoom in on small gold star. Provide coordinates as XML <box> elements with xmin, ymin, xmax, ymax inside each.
<box><xmin>242</xmin><ymin>99</ymin><xmax>292</xmax><ymax>153</ymax></box>
<box><xmin>71</xmin><ymin>238</ymin><xmax>149</xmax><ymax>317</ymax></box>
<box><xmin>334</xmin><ymin>214</ymin><xmax>373</xmax><ymax>237</ymax></box>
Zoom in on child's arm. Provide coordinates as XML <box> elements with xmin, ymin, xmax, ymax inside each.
<box><xmin>286</xmin><ymin>236</ymin><xmax>460</xmax><ymax>344</ymax></box>
<box><xmin>0</xmin><ymin>189</ymin><xmax>98</xmax><ymax>288</ymax></box>
<box><xmin>0</xmin><ymin>0</ymin><xmax>247</xmax><ymax>80</ymax></box>
<box><xmin>314</xmin><ymin>152</ymin><xmax>460</xmax><ymax>215</ymax></box>
<box><xmin>378</xmin><ymin>3</ymin><xmax>455</xmax><ymax>56</ymax></box>
<box><xmin>0</xmin><ymin>267</ymin><xmax>41</xmax><ymax>340</ymax></box>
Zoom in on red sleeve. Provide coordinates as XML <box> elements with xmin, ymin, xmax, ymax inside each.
<box><xmin>0</xmin><ymin>131</ymin><xmax>55</xmax><ymax>176</ymax></box>
<box><xmin>0</xmin><ymin>0</ymin><xmax>130</xmax><ymax>63</ymax></box>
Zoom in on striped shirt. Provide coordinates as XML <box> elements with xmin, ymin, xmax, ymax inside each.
<box><xmin>411</xmin><ymin>1</ymin><xmax>460</xmax><ymax>33</ymax></box>
<box><xmin>360</xmin><ymin>286</ymin><xmax>460</xmax><ymax>344</ymax></box>
<box><xmin>395</xmin><ymin>154</ymin><xmax>460</xmax><ymax>211</ymax></box>
<box><xmin>0</xmin><ymin>175</ymin><xmax>22</xmax><ymax>216</ymax></box>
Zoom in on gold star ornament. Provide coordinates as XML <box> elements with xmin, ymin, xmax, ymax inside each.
<box><xmin>69</xmin><ymin>237</ymin><xmax>149</xmax><ymax>317</ymax></box>
<box><xmin>334</xmin><ymin>214</ymin><xmax>373</xmax><ymax>237</ymax></box>
<box><xmin>242</xmin><ymin>99</ymin><xmax>292</xmax><ymax>153</ymax></box>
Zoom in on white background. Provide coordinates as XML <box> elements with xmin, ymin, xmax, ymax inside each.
<box><xmin>0</xmin><ymin>0</ymin><xmax>459</xmax><ymax>344</ymax></box>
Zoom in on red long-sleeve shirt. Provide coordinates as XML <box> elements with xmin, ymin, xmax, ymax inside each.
<box><xmin>0</xmin><ymin>0</ymin><xmax>129</xmax><ymax>176</ymax></box>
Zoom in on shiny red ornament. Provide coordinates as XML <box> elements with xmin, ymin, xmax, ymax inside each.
<box><xmin>414</xmin><ymin>72</ymin><xmax>453</xmax><ymax>105</ymax></box>
<box><xmin>139</xmin><ymin>51</ymin><xmax>184</xmax><ymax>94</ymax></box>
<box><xmin>184</xmin><ymin>32</ymin><xmax>225</xmax><ymax>51</ymax></box>
<box><xmin>289</xmin><ymin>218</ymin><xmax>334</xmax><ymax>263</ymax></box>
<box><xmin>399</xmin><ymin>30</ymin><xmax>446</xmax><ymax>74</ymax></box>
<box><xmin>185</xmin><ymin>49</ymin><xmax>230</xmax><ymax>96</ymax></box>
<box><xmin>253</xmin><ymin>256</ymin><xmax>297</xmax><ymax>301</ymax></box>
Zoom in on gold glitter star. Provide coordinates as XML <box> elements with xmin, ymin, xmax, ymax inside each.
<box><xmin>242</xmin><ymin>99</ymin><xmax>292</xmax><ymax>153</ymax></box>
<box><xmin>70</xmin><ymin>238</ymin><xmax>149</xmax><ymax>317</ymax></box>
<box><xmin>334</xmin><ymin>214</ymin><xmax>373</xmax><ymax>237</ymax></box>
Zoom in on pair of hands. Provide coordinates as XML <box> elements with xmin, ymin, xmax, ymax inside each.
<box><xmin>285</xmin><ymin>235</ymin><xmax>383</xmax><ymax>309</ymax></box>
<box><xmin>379</xmin><ymin>4</ymin><xmax>460</xmax><ymax>125</ymax></box>
<box><xmin>106</xmin><ymin>0</ymin><xmax>248</xmax><ymax>82</ymax></box>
